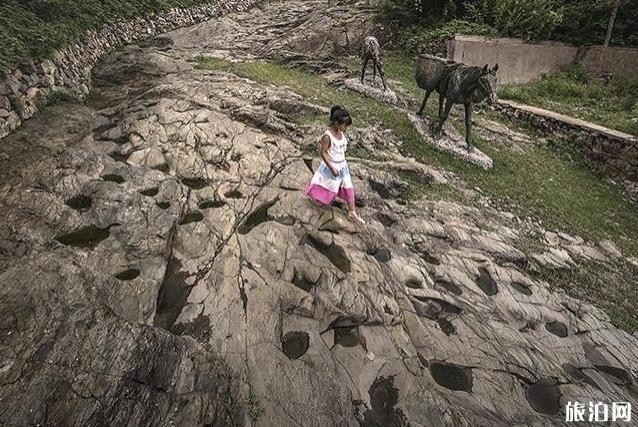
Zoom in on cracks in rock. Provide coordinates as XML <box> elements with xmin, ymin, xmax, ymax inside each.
<box><xmin>153</xmin><ymin>188</ymin><xmax>190</xmax><ymax>329</ymax></box>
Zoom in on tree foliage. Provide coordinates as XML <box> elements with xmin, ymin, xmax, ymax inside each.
<box><xmin>380</xmin><ymin>0</ymin><xmax>638</xmax><ymax>45</ymax></box>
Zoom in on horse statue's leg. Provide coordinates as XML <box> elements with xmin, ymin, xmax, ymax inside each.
<box><xmin>376</xmin><ymin>62</ymin><xmax>387</xmax><ymax>91</ymax></box>
<box><xmin>464</xmin><ymin>103</ymin><xmax>474</xmax><ymax>151</ymax></box>
<box><xmin>360</xmin><ymin>58</ymin><xmax>369</xmax><ymax>84</ymax></box>
<box><xmin>417</xmin><ymin>91</ymin><xmax>431</xmax><ymax>116</ymax></box>
<box><xmin>434</xmin><ymin>98</ymin><xmax>453</xmax><ymax>138</ymax></box>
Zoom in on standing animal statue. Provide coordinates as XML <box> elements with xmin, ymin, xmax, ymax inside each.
<box><xmin>360</xmin><ymin>36</ymin><xmax>387</xmax><ymax>91</ymax></box>
<box><xmin>415</xmin><ymin>54</ymin><xmax>498</xmax><ymax>151</ymax></box>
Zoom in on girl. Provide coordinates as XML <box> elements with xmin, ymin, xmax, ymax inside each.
<box><xmin>305</xmin><ymin>105</ymin><xmax>365</xmax><ymax>224</ymax></box>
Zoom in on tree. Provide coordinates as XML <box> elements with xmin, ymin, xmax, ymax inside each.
<box><xmin>604</xmin><ymin>0</ymin><xmax>622</xmax><ymax>47</ymax></box>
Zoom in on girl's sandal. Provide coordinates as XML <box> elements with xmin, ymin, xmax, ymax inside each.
<box><xmin>348</xmin><ymin>211</ymin><xmax>366</xmax><ymax>224</ymax></box>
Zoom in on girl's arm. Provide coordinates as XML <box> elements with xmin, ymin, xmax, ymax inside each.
<box><xmin>320</xmin><ymin>135</ymin><xmax>338</xmax><ymax>176</ymax></box>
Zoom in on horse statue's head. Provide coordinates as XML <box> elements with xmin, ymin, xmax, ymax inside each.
<box><xmin>474</xmin><ymin>64</ymin><xmax>499</xmax><ymax>104</ymax></box>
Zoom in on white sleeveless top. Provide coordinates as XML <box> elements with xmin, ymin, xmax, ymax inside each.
<box><xmin>325</xmin><ymin>130</ymin><xmax>348</xmax><ymax>164</ymax></box>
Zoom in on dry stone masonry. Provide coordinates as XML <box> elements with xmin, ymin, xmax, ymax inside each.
<box><xmin>496</xmin><ymin>100</ymin><xmax>638</xmax><ymax>182</ymax></box>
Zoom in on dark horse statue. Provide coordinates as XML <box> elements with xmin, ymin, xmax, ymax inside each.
<box><xmin>416</xmin><ymin>55</ymin><xmax>498</xmax><ymax>151</ymax></box>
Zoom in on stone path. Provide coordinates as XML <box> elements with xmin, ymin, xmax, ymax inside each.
<box><xmin>0</xmin><ymin>1</ymin><xmax>636</xmax><ymax>426</ymax></box>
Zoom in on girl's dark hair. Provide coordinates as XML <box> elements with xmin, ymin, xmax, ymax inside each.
<box><xmin>330</xmin><ymin>105</ymin><xmax>352</xmax><ymax>126</ymax></box>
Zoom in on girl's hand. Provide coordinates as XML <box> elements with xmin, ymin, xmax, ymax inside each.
<box><xmin>329</xmin><ymin>166</ymin><xmax>339</xmax><ymax>177</ymax></box>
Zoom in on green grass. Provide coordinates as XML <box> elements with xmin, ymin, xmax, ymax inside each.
<box><xmin>499</xmin><ymin>65</ymin><xmax>638</xmax><ymax>136</ymax></box>
<box><xmin>0</xmin><ymin>0</ymin><xmax>218</xmax><ymax>72</ymax></box>
<box><xmin>247</xmin><ymin>391</ymin><xmax>264</xmax><ymax>422</ymax></box>
<box><xmin>536</xmin><ymin>259</ymin><xmax>638</xmax><ymax>332</ymax></box>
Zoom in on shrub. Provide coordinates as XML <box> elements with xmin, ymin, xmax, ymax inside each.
<box><xmin>398</xmin><ymin>19</ymin><xmax>498</xmax><ymax>56</ymax></box>
<box><xmin>466</xmin><ymin>0</ymin><xmax>564</xmax><ymax>41</ymax></box>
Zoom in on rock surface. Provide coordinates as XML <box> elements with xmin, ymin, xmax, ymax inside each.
<box><xmin>408</xmin><ymin>113</ymin><xmax>494</xmax><ymax>170</ymax></box>
<box><xmin>1</xmin><ymin>1</ymin><xmax>637</xmax><ymax>426</ymax></box>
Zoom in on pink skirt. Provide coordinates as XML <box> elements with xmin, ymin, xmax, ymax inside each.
<box><xmin>304</xmin><ymin>161</ymin><xmax>355</xmax><ymax>205</ymax></box>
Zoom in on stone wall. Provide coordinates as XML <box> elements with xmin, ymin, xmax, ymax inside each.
<box><xmin>448</xmin><ymin>35</ymin><xmax>638</xmax><ymax>85</ymax></box>
<box><xmin>0</xmin><ymin>0</ymin><xmax>259</xmax><ymax>140</ymax></box>
<box><xmin>496</xmin><ymin>100</ymin><xmax>638</xmax><ymax>181</ymax></box>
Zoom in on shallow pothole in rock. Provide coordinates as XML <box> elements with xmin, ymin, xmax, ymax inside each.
<box><xmin>181</xmin><ymin>177</ymin><xmax>208</xmax><ymax>190</ymax></box>
<box><xmin>368</xmin><ymin>179</ymin><xmax>409</xmax><ymax>200</ymax></box>
<box><xmin>302</xmin><ymin>234</ymin><xmax>351</xmax><ymax>274</ymax></box>
<box><xmin>525</xmin><ymin>378</ymin><xmax>561</xmax><ymax>415</ymax></box>
<box><xmin>511</xmin><ymin>281</ymin><xmax>532</xmax><ymax>296</ymax></box>
<box><xmin>139</xmin><ymin>187</ymin><xmax>159</xmax><ymax>197</ymax></box>
<box><xmin>225</xmin><ymin>189</ymin><xmax>243</xmax><ymax>199</ymax></box>
<box><xmin>476</xmin><ymin>268</ymin><xmax>498</xmax><ymax>296</ymax></box>
<box><xmin>562</xmin><ymin>364</ymin><xmax>599</xmax><ymax>388</ymax></box>
<box><xmin>65</xmin><ymin>194</ymin><xmax>92</xmax><ymax>212</ymax></box>
<box><xmin>376</xmin><ymin>212</ymin><xmax>397</xmax><ymax>227</ymax></box>
<box><xmin>429</xmin><ymin>361</ymin><xmax>473</xmax><ymax>392</ymax></box>
<box><xmin>367</xmin><ymin>247</ymin><xmax>391</xmax><ymax>263</ymax></box>
<box><xmin>361</xmin><ymin>376</ymin><xmax>409</xmax><ymax>426</ymax></box>
<box><xmin>437</xmin><ymin>318</ymin><xmax>456</xmax><ymax>335</ymax></box>
<box><xmin>274</xmin><ymin>215</ymin><xmax>296</xmax><ymax>226</ymax></box>
<box><xmin>238</xmin><ymin>199</ymin><xmax>277</xmax><ymax>235</ymax></box>
<box><xmin>179</xmin><ymin>211</ymin><xmax>204</xmax><ymax>225</ymax></box>
<box><xmin>101</xmin><ymin>174</ymin><xmax>125</xmax><ymax>184</ymax></box>
<box><xmin>334</xmin><ymin>326</ymin><xmax>364</xmax><ymax>348</ymax></box>
<box><xmin>114</xmin><ymin>268</ymin><xmax>140</xmax><ymax>281</ymax></box>
<box><xmin>419</xmin><ymin>251</ymin><xmax>441</xmax><ymax>265</ymax></box>
<box><xmin>281</xmin><ymin>331</ymin><xmax>310</xmax><ymax>360</ymax></box>
<box><xmin>109</xmin><ymin>151</ymin><xmax>130</xmax><ymax>162</ymax></box>
<box><xmin>405</xmin><ymin>278</ymin><xmax>423</xmax><ymax>289</ymax></box>
<box><xmin>157</xmin><ymin>201</ymin><xmax>171</xmax><ymax>210</ymax></box>
<box><xmin>292</xmin><ymin>269</ymin><xmax>315</xmax><ymax>293</ymax></box>
<box><xmin>545</xmin><ymin>321</ymin><xmax>568</xmax><ymax>338</ymax></box>
<box><xmin>55</xmin><ymin>225</ymin><xmax>112</xmax><ymax>249</ymax></box>
<box><xmin>355</xmin><ymin>198</ymin><xmax>366</xmax><ymax>208</ymax></box>
<box><xmin>414</xmin><ymin>297</ymin><xmax>462</xmax><ymax>319</ymax></box>
<box><xmin>595</xmin><ymin>365</ymin><xmax>632</xmax><ymax>386</ymax></box>
<box><xmin>435</xmin><ymin>279</ymin><xmax>463</xmax><ymax>296</ymax></box>
<box><xmin>152</xmin><ymin>164</ymin><xmax>170</xmax><ymax>173</ymax></box>
<box><xmin>199</xmin><ymin>199</ymin><xmax>225</xmax><ymax>210</ymax></box>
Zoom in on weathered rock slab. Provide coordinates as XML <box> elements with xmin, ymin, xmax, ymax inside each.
<box><xmin>408</xmin><ymin>113</ymin><xmax>493</xmax><ymax>169</ymax></box>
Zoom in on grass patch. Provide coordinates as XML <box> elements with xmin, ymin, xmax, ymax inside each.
<box><xmin>498</xmin><ymin>65</ymin><xmax>638</xmax><ymax>136</ymax></box>
<box><xmin>0</xmin><ymin>0</ymin><xmax>218</xmax><ymax>72</ymax></box>
<box><xmin>247</xmin><ymin>391</ymin><xmax>264</xmax><ymax>422</ymax></box>
<box><xmin>396</xmin><ymin>169</ymin><xmax>462</xmax><ymax>202</ymax></box>
<box><xmin>535</xmin><ymin>259</ymin><xmax>638</xmax><ymax>332</ymax></box>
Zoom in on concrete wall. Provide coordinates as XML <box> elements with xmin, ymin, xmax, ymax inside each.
<box><xmin>578</xmin><ymin>46</ymin><xmax>638</xmax><ymax>77</ymax></box>
<box><xmin>448</xmin><ymin>36</ymin><xmax>578</xmax><ymax>85</ymax></box>
<box><xmin>448</xmin><ymin>35</ymin><xmax>638</xmax><ymax>85</ymax></box>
